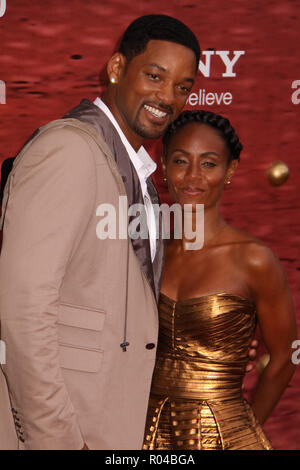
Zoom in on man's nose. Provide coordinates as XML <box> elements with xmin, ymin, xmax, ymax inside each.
<box><xmin>156</xmin><ymin>82</ymin><xmax>176</xmax><ymax>107</ymax></box>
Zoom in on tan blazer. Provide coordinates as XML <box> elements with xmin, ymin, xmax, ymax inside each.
<box><xmin>0</xmin><ymin>118</ymin><xmax>159</xmax><ymax>450</ymax></box>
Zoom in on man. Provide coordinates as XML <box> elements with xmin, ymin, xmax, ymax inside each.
<box><xmin>0</xmin><ymin>15</ymin><xmax>201</xmax><ymax>450</ymax></box>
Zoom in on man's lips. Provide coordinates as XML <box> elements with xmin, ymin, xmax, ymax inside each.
<box><xmin>143</xmin><ymin>103</ymin><xmax>173</xmax><ymax>123</ymax></box>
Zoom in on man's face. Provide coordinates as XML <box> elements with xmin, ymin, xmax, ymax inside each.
<box><xmin>112</xmin><ymin>40</ymin><xmax>197</xmax><ymax>145</ymax></box>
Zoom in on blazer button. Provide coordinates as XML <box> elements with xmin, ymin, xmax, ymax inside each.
<box><xmin>146</xmin><ymin>343</ymin><xmax>155</xmax><ymax>350</ymax></box>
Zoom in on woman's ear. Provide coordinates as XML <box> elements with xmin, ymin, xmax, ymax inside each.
<box><xmin>161</xmin><ymin>156</ymin><xmax>167</xmax><ymax>181</ymax></box>
<box><xmin>106</xmin><ymin>52</ymin><xmax>126</xmax><ymax>84</ymax></box>
<box><xmin>225</xmin><ymin>159</ymin><xmax>239</xmax><ymax>184</ymax></box>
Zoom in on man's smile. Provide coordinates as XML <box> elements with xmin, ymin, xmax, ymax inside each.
<box><xmin>144</xmin><ymin>104</ymin><xmax>168</xmax><ymax>118</ymax></box>
<box><xmin>142</xmin><ymin>103</ymin><xmax>173</xmax><ymax>125</ymax></box>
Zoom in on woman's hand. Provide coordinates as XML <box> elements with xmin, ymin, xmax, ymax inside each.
<box><xmin>245</xmin><ymin>339</ymin><xmax>259</xmax><ymax>372</ymax></box>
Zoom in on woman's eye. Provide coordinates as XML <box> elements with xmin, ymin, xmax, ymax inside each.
<box><xmin>202</xmin><ymin>161</ymin><xmax>216</xmax><ymax>167</ymax></box>
<box><xmin>174</xmin><ymin>158</ymin><xmax>187</xmax><ymax>164</ymax></box>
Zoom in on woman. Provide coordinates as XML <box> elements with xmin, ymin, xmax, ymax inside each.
<box><xmin>143</xmin><ymin>110</ymin><xmax>297</xmax><ymax>450</ymax></box>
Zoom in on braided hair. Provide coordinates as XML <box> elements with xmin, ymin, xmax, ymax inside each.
<box><xmin>163</xmin><ymin>110</ymin><xmax>243</xmax><ymax>162</ymax></box>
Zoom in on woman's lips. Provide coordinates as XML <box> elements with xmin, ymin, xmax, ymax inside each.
<box><xmin>181</xmin><ymin>187</ymin><xmax>205</xmax><ymax>196</ymax></box>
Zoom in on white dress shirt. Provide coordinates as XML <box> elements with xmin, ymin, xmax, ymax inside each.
<box><xmin>94</xmin><ymin>97</ymin><xmax>157</xmax><ymax>262</ymax></box>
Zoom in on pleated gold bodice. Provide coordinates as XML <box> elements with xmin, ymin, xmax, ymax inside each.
<box><xmin>143</xmin><ymin>293</ymin><xmax>272</xmax><ymax>450</ymax></box>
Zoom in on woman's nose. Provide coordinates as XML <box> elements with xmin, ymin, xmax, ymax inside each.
<box><xmin>186</xmin><ymin>162</ymin><xmax>202</xmax><ymax>180</ymax></box>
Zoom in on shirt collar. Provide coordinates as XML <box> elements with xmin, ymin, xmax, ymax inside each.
<box><xmin>94</xmin><ymin>97</ymin><xmax>157</xmax><ymax>180</ymax></box>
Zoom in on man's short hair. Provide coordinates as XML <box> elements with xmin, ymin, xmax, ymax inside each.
<box><xmin>119</xmin><ymin>14</ymin><xmax>200</xmax><ymax>70</ymax></box>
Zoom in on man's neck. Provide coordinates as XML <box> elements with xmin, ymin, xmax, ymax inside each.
<box><xmin>101</xmin><ymin>92</ymin><xmax>144</xmax><ymax>152</ymax></box>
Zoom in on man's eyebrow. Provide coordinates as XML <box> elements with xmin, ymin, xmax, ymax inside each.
<box><xmin>147</xmin><ymin>63</ymin><xmax>194</xmax><ymax>82</ymax></box>
<box><xmin>148</xmin><ymin>63</ymin><xmax>167</xmax><ymax>72</ymax></box>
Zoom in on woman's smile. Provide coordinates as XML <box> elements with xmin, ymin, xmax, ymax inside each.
<box><xmin>180</xmin><ymin>186</ymin><xmax>205</xmax><ymax>196</ymax></box>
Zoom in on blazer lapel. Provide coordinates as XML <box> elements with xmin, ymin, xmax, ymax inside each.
<box><xmin>63</xmin><ymin>99</ymin><xmax>162</xmax><ymax>300</ymax></box>
<box><xmin>146</xmin><ymin>177</ymin><xmax>165</xmax><ymax>301</ymax></box>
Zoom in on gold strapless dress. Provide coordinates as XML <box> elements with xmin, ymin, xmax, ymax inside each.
<box><xmin>143</xmin><ymin>293</ymin><xmax>272</xmax><ymax>450</ymax></box>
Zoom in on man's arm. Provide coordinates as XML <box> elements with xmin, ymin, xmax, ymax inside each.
<box><xmin>0</xmin><ymin>126</ymin><xmax>96</xmax><ymax>449</ymax></box>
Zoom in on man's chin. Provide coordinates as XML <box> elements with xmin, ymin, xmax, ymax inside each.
<box><xmin>134</xmin><ymin>124</ymin><xmax>168</xmax><ymax>140</ymax></box>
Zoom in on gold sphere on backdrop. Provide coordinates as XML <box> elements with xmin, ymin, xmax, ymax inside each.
<box><xmin>267</xmin><ymin>161</ymin><xmax>290</xmax><ymax>186</ymax></box>
<box><xmin>256</xmin><ymin>353</ymin><xmax>270</xmax><ymax>375</ymax></box>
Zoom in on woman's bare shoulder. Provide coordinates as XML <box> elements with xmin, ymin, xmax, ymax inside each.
<box><xmin>224</xmin><ymin>225</ymin><xmax>279</xmax><ymax>271</ymax></box>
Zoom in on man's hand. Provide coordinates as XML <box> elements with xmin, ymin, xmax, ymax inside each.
<box><xmin>245</xmin><ymin>339</ymin><xmax>258</xmax><ymax>372</ymax></box>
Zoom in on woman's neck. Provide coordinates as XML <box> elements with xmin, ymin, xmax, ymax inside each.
<box><xmin>178</xmin><ymin>204</ymin><xmax>226</xmax><ymax>252</ymax></box>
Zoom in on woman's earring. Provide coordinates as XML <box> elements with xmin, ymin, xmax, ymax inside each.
<box><xmin>226</xmin><ymin>179</ymin><xmax>231</xmax><ymax>185</ymax></box>
<box><xmin>163</xmin><ymin>177</ymin><xmax>167</xmax><ymax>182</ymax></box>
<box><xmin>110</xmin><ymin>77</ymin><xmax>117</xmax><ymax>84</ymax></box>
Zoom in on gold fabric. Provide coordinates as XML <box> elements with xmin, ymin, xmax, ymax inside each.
<box><xmin>143</xmin><ymin>293</ymin><xmax>272</xmax><ymax>450</ymax></box>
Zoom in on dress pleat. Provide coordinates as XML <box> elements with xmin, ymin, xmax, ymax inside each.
<box><xmin>143</xmin><ymin>293</ymin><xmax>272</xmax><ymax>450</ymax></box>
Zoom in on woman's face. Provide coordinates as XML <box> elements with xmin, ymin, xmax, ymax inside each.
<box><xmin>164</xmin><ymin>122</ymin><xmax>238</xmax><ymax>209</ymax></box>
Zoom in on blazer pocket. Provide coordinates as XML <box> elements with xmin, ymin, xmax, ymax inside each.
<box><xmin>59</xmin><ymin>343</ymin><xmax>103</xmax><ymax>373</ymax></box>
<box><xmin>57</xmin><ymin>303</ymin><xmax>106</xmax><ymax>372</ymax></box>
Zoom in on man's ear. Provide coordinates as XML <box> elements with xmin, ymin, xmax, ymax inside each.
<box><xmin>106</xmin><ymin>52</ymin><xmax>126</xmax><ymax>84</ymax></box>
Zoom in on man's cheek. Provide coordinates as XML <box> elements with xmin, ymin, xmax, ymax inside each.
<box><xmin>177</xmin><ymin>96</ymin><xmax>190</xmax><ymax>112</ymax></box>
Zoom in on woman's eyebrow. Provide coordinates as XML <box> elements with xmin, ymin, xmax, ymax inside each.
<box><xmin>200</xmin><ymin>151</ymin><xmax>221</xmax><ymax>158</ymax></box>
<box><xmin>170</xmin><ymin>148</ymin><xmax>189</xmax><ymax>155</ymax></box>
<box><xmin>170</xmin><ymin>149</ymin><xmax>221</xmax><ymax>158</ymax></box>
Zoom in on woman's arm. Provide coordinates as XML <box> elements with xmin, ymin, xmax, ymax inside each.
<box><xmin>246</xmin><ymin>243</ymin><xmax>297</xmax><ymax>424</ymax></box>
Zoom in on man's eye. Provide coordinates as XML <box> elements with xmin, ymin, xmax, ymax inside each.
<box><xmin>147</xmin><ymin>73</ymin><xmax>159</xmax><ymax>80</ymax></box>
<box><xmin>178</xmin><ymin>85</ymin><xmax>190</xmax><ymax>93</ymax></box>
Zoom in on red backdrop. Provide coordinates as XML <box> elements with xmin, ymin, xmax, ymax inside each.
<box><xmin>0</xmin><ymin>0</ymin><xmax>299</xmax><ymax>450</ymax></box>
